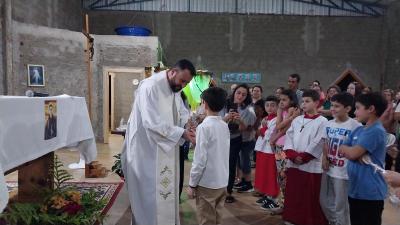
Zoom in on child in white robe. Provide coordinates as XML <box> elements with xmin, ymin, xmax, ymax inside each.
<box><xmin>254</xmin><ymin>96</ymin><xmax>280</xmax><ymax>210</ymax></box>
<box><xmin>283</xmin><ymin>89</ymin><xmax>328</xmax><ymax>225</ymax></box>
<box><xmin>187</xmin><ymin>87</ymin><xmax>230</xmax><ymax>225</ymax></box>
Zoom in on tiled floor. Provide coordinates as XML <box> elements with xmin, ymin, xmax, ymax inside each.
<box><xmin>6</xmin><ymin>135</ymin><xmax>400</xmax><ymax>225</ymax></box>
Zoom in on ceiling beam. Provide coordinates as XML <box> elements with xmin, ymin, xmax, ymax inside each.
<box><xmin>292</xmin><ymin>0</ymin><xmax>385</xmax><ymax>16</ymax></box>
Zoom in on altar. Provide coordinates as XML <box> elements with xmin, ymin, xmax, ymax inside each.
<box><xmin>0</xmin><ymin>95</ymin><xmax>97</xmax><ymax>212</ymax></box>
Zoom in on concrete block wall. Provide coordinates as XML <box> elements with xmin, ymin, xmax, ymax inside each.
<box><xmin>10</xmin><ymin>22</ymin><xmax>158</xmax><ymax>141</ymax></box>
<box><xmin>88</xmin><ymin>11</ymin><xmax>385</xmax><ymax>94</ymax></box>
<box><xmin>0</xmin><ymin>1</ymin><xmax>4</xmax><ymax>95</ymax></box>
<box><xmin>384</xmin><ymin>2</ymin><xmax>400</xmax><ymax>90</ymax></box>
<box><xmin>91</xmin><ymin>35</ymin><xmax>158</xmax><ymax>141</ymax></box>
<box><xmin>12</xmin><ymin>0</ymin><xmax>83</xmax><ymax>32</ymax></box>
<box><xmin>11</xmin><ymin>21</ymin><xmax>87</xmax><ymax>97</ymax></box>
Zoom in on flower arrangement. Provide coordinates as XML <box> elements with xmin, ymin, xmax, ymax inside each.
<box><xmin>0</xmin><ymin>156</ymin><xmax>106</xmax><ymax>225</ymax></box>
<box><xmin>40</xmin><ymin>190</ymin><xmax>82</xmax><ymax>215</ymax></box>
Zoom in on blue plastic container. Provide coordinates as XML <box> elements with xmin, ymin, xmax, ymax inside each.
<box><xmin>114</xmin><ymin>26</ymin><xmax>152</xmax><ymax>36</ymax></box>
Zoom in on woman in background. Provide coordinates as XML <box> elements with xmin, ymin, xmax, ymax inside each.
<box><xmin>347</xmin><ymin>82</ymin><xmax>362</xmax><ymax>118</ymax></box>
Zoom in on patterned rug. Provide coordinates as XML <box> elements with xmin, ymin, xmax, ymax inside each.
<box><xmin>6</xmin><ymin>181</ymin><xmax>124</xmax><ymax>215</ymax></box>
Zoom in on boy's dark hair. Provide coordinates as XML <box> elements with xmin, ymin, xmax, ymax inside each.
<box><xmin>331</xmin><ymin>92</ymin><xmax>354</xmax><ymax>108</ymax></box>
<box><xmin>289</xmin><ymin>73</ymin><xmax>301</xmax><ymax>83</ymax></box>
<box><xmin>356</xmin><ymin>92</ymin><xmax>388</xmax><ymax>117</ymax></box>
<box><xmin>253</xmin><ymin>85</ymin><xmax>263</xmax><ymax>93</ymax></box>
<box><xmin>302</xmin><ymin>89</ymin><xmax>320</xmax><ymax>102</ymax></box>
<box><xmin>254</xmin><ymin>99</ymin><xmax>265</xmax><ymax>109</ymax></box>
<box><xmin>254</xmin><ymin>99</ymin><xmax>267</xmax><ymax>117</ymax></box>
<box><xmin>174</xmin><ymin>59</ymin><xmax>196</xmax><ymax>76</ymax></box>
<box><xmin>280</xmin><ymin>89</ymin><xmax>299</xmax><ymax>107</ymax></box>
<box><xmin>265</xmin><ymin>95</ymin><xmax>279</xmax><ymax>104</ymax></box>
<box><xmin>201</xmin><ymin>87</ymin><xmax>227</xmax><ymax>112</ymax></box>
<box><xmin>313</xmin><ymin>80</ymin><xmax>320</xmax><ymax>85</ymax></box>
<box><xmin>328</xmin><ymin>85</ymin><xmax>341</xmax><ymax>94</ymax></box>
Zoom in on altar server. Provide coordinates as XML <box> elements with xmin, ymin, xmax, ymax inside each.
<box><xmin>254</xmin><ymin>95</ymin><xmax>280</xmax><ymax>210</ymax></box>
<box><xmin>283</xmin><ymin>89</ymin><xmax>328</xmax><ymax>225</ymax></box>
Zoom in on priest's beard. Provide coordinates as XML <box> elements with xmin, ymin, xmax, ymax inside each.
<box><xmin>168</xmin><ymin>80</ymin><xmax>183</xmax><ymax>92</ymax></box>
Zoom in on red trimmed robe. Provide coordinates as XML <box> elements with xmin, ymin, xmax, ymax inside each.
<box><xmin>282</xmin><ymin>114</ymin><xmax>328</xmax><ymax>225</ymax></box>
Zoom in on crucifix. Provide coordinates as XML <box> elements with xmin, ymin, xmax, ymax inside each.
<box><xmin>82</xmin><ymin>14</ymin><xmax>94</xmax><ymax>119</ymax></box>
<box><xmin>300</xmin><ymin>125</ymin><xmax>305</xmax><ymax>133</ymax></box>
<box><xmin>79</xmin><ymin>15</ymin><xmax>108</xmax><ymax>178</ymax></box>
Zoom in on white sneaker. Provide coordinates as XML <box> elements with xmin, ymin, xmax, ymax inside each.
<box><xmin>68</xmin><ymin>158</ymin><xmax>85</xmax><ymax>169</ymax></box>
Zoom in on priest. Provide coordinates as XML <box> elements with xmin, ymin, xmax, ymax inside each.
<box><xmin>121</xmin><ymin>59</ymin><xmax>197</xmax><ymax>225</ymax></box>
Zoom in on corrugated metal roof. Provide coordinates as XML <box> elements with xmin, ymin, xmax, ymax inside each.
<box><xmin>83</xmin><ymin>0</ymin><xmax>386</xmax><ymax>17</ymax></box>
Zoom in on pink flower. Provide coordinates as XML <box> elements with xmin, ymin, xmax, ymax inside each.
<box><xmin>63</xmin><ymin>203</ymin><xmax>82</xmax><ymax>215</ymax></box>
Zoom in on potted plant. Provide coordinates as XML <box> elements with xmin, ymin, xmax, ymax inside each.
<box><xmin>111</xmin><ymin>154</ymin><xmax>124</xmax><ymax>178</ymax></box>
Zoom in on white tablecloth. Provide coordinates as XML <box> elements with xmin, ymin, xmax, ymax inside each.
<box><xmin>0</xmin><ymin>95</ymin><xmax>97</xmax><ymax>212</ymax></box>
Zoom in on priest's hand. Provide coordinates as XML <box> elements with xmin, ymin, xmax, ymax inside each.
<box><xmin>185</xmin><ymin>121</ymin><xmax>197</xmax><ymax>132</ymax></box>
<box><xmin>186</xmin><ymin>187</ymin><xmax>197</xmax><ymax>199</ymax></box>
<box><xmin>384</xmin><ymin>170</ymin><xmax>400</xmax><ymax>188</ymax></box>
<box><xmin>183</xmin><ymin>129</ymin><xmax>196</xmax><ymax>144</ymax></box>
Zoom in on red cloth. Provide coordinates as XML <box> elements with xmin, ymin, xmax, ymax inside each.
<box><xmin>284</xmin><ymin>149</ymin><xmax>299</xmax><ymax>161</ymax></box>
<box><xmin>303</xmin><ymin>113</ymin><xmax>320</xmax><ymax>119</ymax></box>
<box><xmin>298</xmin><ymin>152</ymin><xmax>315</xmax><ymax>164</ymax></box>
<box><xmin>259</xmin><ymin>126</ymin><xmax>268</xmax><ymax>137</ymax></box>
<box><xmin>283</xmin><ymin>168</ymin><xmax>328</xmax><ymax>225</ymax></box>
<box><xmin>285</xmin><ymin>150</ymin><xmax>315</xmax><ymax>164</ymax></box>
<box><xmin>266</xmin><ymin>113</ymin><xmax>277</xmax><ymax>120</ymax></box>
<box><xmin>254</xmin><ymin>152</ymin><xmax>279</xmax><ymax>197</ymax></box>
<box><xmin>259</xmin><ymin>114</ymin><xmax>277</xmax><ymax>137</ymax></box>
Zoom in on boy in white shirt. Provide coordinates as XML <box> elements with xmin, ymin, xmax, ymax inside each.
<box><xmin>320</xmin><ymin>92</ymin><xmax>361</xmax><ymax>225</ymax></box>
<box><xmin>187</xmin><ymin>87</ymin><xmax>230</xmax><ymax>225</ymax></box>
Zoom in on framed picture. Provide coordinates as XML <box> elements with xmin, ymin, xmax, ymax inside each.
<box><xmin>44</xmin><ymin>100</ymin><xmax>57</xmax><ymax>140</ymax></box>
<box><xmin>27</xmin><ymin>64</ymin><xmax>45</xmax><ymax>87</ymax></box>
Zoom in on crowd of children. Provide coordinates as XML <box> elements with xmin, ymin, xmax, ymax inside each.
<box><xmin>185</xmin><ymin>73</ymin><xmax>400</xmax><ymax>225</ymax></box>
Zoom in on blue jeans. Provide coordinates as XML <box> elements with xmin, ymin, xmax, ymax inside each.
<box><xmin>239</xmin><ymin>141</ymin><xmax>255</xmax><ymax>175</ymax></box>
<box><xmin>227</xmin><ymin>136</ymin><xmax>242</xmax><ymax>194</ymax></box>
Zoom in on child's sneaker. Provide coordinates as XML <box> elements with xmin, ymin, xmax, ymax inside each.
<box><xmin>233</xmin><ymin>180</ymin><xmax>245</xmax><ymax>189</ymax></box>
<box><xmin>256</xmin><ymin>196</ymin><xmax>268</xmax><ymax>204</ymax></box>
<box><xmin>261</xmin><ymin>200</ymin><xmax>280</xmax><ymax>211</ymax></box>
<box><xmin>237</xmin><ymin>182</ymin><xmax>254</xmax><ymax>193</ymax></box>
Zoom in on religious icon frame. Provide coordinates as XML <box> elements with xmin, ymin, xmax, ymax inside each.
<box><xmin>27</xmin><ymin>64</ymin><xmax>46</xmax><ymax>87</ymax></box>
<box><xmin>44</xmin><ymin>100</ymin><xmax>57</xmax><ymax>140</ymax></box>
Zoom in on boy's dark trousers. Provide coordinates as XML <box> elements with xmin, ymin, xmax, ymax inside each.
<box><xmin>348</xmin><ymin>197</ymin><xmax>384</xmax><ymax>225</ymax></box>
<box><xmin>179</xmin><ymin>141</ymin><xmax>190</xmax><ymax>198</ymax></box>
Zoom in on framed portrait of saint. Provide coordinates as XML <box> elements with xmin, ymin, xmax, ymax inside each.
<box><xmin>44</xmin><ymin>100</ymin><xmax>57</xmax><ymax>140</ymax></box>
<box><xmin>27</xmin><ymin>64</ymin><xmax>45</xmax><ymax>87</ymax></box>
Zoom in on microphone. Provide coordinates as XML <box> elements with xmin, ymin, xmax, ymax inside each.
<box><xmin>25</xmin><ymin>90</ymin><xmax>49</xmax><ymax>97</ymax></box>
<box><xmin>25</xmin><ymin>90</ymin><xmax>34</xmax><ymax>97</ymax></box>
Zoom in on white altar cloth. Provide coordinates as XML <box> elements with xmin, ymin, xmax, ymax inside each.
<box><xmin>0</xmin><ymin>95</ymin><xmax>97</xmax><ymax>212</ymax></box>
